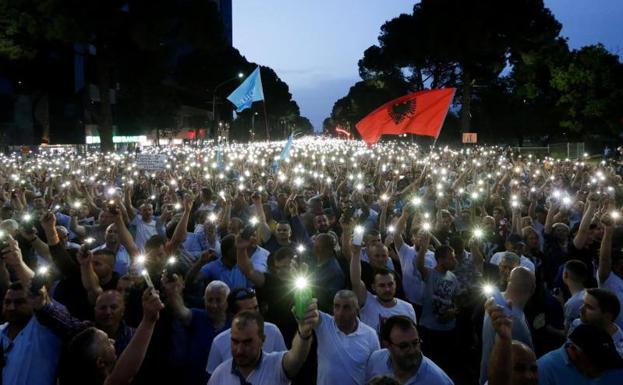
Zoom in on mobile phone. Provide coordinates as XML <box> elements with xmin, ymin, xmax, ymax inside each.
<box><xmin>294</xmin><ymin>276</ymin><xmax>312</xmax><ymax>320</ymax></box>
<box><xmin>353</xmin><ymin>226</ymin><xmax>364</xmax><ymax>246</ymax></box>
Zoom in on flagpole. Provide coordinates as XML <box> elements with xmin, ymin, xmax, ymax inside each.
<box><xmin>262</xmin><ymin>101</ymin><xmax>270</xmax><ymax>141</ymax></box>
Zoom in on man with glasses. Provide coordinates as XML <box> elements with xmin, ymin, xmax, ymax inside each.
<box><xmin>206</xmin><ymin>287</ymin><xmax>286</xmax><ymax>376</ymax></box>
<box><xmin>365</xmin><ymin>315</ymin><xmax>453</xmax><ymax>384</ymax></box>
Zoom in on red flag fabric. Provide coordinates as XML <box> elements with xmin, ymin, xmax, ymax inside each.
<box><xmin>355</xmin><ymin>88</ymin><xmax>456</xmax><ymax>145</ymax></box>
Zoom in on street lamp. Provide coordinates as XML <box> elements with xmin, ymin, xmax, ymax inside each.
<box><xmin>211</xmin><ymin>72</ymin><xmax>244</xmax><ymax>136</ymax></box>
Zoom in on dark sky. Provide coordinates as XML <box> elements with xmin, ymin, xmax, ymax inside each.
<box><xmin>233</xmin><ymin>1</ymin><xmax>623</xmax><ymax>132</ymax></box>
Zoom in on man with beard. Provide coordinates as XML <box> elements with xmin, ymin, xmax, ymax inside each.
<box><xmin>365</xmin><ymin>315</ymin><xmax>452</xmax><ymax>384</ymax></box>
<box><xmin>208</xmin><ymin>306</ymin><xmax>319</xmax><ymax>385</ymax></box>
<box><xmin>314</xmin><ymin>290</ymin><xmax>379</xmax><ymax>385</ymax></box>
<box><xmin>349</xmin><ymin>231</ymin><xmax>416</xmax><ymax>334</ymax></box>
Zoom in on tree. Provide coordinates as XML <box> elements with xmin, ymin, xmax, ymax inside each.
<box><xmin>551</xmin><ymin>44</ymin><xmax>623</xmax><ymax>139</ymax></box>
<box><xmin>338</xmin><ymin>0</ymin><xmax>563</xmax><ymax>138</ymax></box>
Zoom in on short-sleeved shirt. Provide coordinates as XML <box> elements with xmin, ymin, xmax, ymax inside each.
<box><xmin>598</xmin><ymin>272</ymin><xmax>623</xmax><ymax>329</ymax></box>
<box><xmin>568</xmin><ymin>319</ymin><xmax>623</xmax><ymax>358</ymax></box>
<box><xmin>206</xmin><ymin>322</ymin><xmax>286</xmax><ymax>374</ymax></box>
<box><xmin>360</xmin><ymin>291</ymin><xmax>417</xmax><ymax>334</ymax></box>
<box><xmin>537</xmin><ymin>346</ymin><xmax>623</xmax><ymax>385</ymax></box>
<box><xmin>208</xmin><ymin>351</ymin><xmax>290</xmax><ymax>385</ymax></box>
<box><xmin>130</xmin><ymin>215</ymin><xmax>159</xmax><ymax>250</ymax></box>
<box><xmin>315</xmin><ymin>312</ymin><xmax>379</xmax><ymax>385</ymax></box>
<box><xmin>365</xmin><ymin>349</ymin><xmax>453</xmax><ymax>385</ymax></box>
<box><xmin>420</xmin><ymin>269</ymin><xmax>458</xmax><ymax>331</ymax></box>
<box><xmin>397</xmin><ymin>244</ymin><xmax>437</xmax><ymax>305</ymax></box>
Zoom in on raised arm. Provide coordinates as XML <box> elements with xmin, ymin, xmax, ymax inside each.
<box><xmin>598</xmin><ymin>212</ymin><xmax>615</xmax><ymax>284</ymax></box>
<box><xmin>76</xmin><ymin>246</ymin><xmax>103</xmax><ymax>305</ymax></box>
<box><xmin>252</xmin><ymin>193</ymin><xmax>271</xmax><ymax>244</ymax></box>
<box><xmin>104</xmin><ymin>289</ymin><xmax>164</xmax><ymax>385</ymax></box>
<box><xmin>282</xmin><ymin>300</ymin><xmax>319</xmax><ymax>378</ymax></box>
<box><xmin>169</xmin><ymin>194</ymin><xmax>194</xmax><ymax>250</ymax></box>
<box><xmin>543</xmin><ymin>201</ymin><xmax>559</xmax><ymax>235</ymax></box>
<box><xmin>485</xmin><ymin>298</ymin><xmax>514</xmax><ymax>385</ymax></box>
<box><xmin>112</xmin><ymin>209</ymin><xmax>140</xmax><ymax>258</ymax></box>
<box><xmin>163</xmin><ymin>273</ymin><xmax>192</xmax><ymax>327</ymax></box>
<box><xmin>393</xmin><ymin>208</ymin><xmax>409</xmax><ymax>251</ymax></box>
<box><xmin>236</xmin><ymin>236</ymin><xmax>265</xmax><ymax>287</ymax></box>
<box><xmin>2</xmin><ymin>236</ymin><xmax>35</xmax><ymax>284</ymax></box>
<box><xmin>573</xmin><ymin>193</ymin><xmax>599</xmax><ymax>249</ymax></box>
<box><xmin>349</xmin><ymin>232</ymin><xmax>367</xmax><ymax>308</ymax></box>
<box><xmin>415</xmin><ymin>231</ymin><xmax>431</xmax><ymax>279</ymax></box>
<box><xmin>124</xmin><ymin>185</ymin><xmax>137</xmax><ymax>222</ymax></box>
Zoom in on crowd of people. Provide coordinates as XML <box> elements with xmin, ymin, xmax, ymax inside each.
<box><xmin>0</xmin><ymin>137</ymin><xmax>622</xmax><ymax>385</ymax></box>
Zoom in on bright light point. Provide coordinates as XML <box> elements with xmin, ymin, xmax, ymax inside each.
<box><xmin>73</xmin><ymin>201</ymin><xmax>82</xmax><ymax>209</ymax></box>
<box><xmin>411</xmin><ymin>197</ymin><xmax>422</xmax><ymax>206</ymax></box>
<box><xmin>562</xmin><ymin>196</ymin><xmax>572</xmax><ymax>206</ymax></box>
<box><xmin>208</xmin><ymin>213</ymin><xmax>217</xmax><ymax>222</ymax></box>
<box><xmin>511</xmin><ymin>201</ymin><xmax>519</xmax><ymax>208</ymax></box>
<box><xmin>107</xmin><ymin>187</ymin><xmax>116</xmax><ymax>196</ymax></box>
<box><xmin>174</xmin><ymin>203</ymin><xmax>182</xmax><ymax>210</ymax></box>
<box><xmin>422</xmin><ymin>222</ymin><xmax>432</xmax><ymax>231</ymax></box>
<box><xmin>37</xmin><ymin>266</ymin><xmax>49</xmax><ymax>275</ymax></box>
<box><xmin>482</xmin><ymin>284</ymin><xmax>494</xmax><ymax>296</ymax></box>
<box><xmin>167</xmin><ymin>256</ymin><xmax>177</xmax><ymax>265</ymax></box>
<box><xmin>474</xmin><ymin>228</ymin><xmax>484</xmax><ymax>238</ymax></box>
<box><xmin>250</xmin><ymin>216</ymin><xmax>259</xmax><ymax>226</ymax></box>
<box><xmin>141</xmin><ymin>269</ymin><xmax>149</xmax><ymax>276</ymax></box>
<box><xmin>136</xmin><ymin>255</ymin><xmax>146</xmax><ymax>265</ymax></box>
<box><xmin>150</xmin><ymin>195</ymin><xmax>156</xmax><ymax>200</ymax></box>
<box><xmin>84</xmin><ymin>237</ymin><xmax>95</xmax><ymax>245</ymax></box>
<box><xmin>295</xmin><ymin>276</ymin><xmax>308</xmax><ymax>289</ymax></box>
<box><xmin>388</xmin><ymin>225</ymin><xmax>396</xmax><ymax>233</ymax></box>
<box><xmin>381</xmin><ymin>194</ymin><xmax>389</xmax><ymax>202</ymax></box>
<box><xmin>354</xmin><ymin>225</ymin><xmax>364</xmax><ymax>235</ymax></box>
<box><xmin>296</xmin><ymin>244</ymin><xmax>306</xmax><ymax>253</ymax></box>
<box><xmin>22</xmin><ymin>213</ymin><xmax>32</xmax><ymax>221</ymax></box>
<box><xmin>611</xmin><ymin>211</ymin><xmax>621</xmax><ymax>221</ymax></box>
<box><xmin>237</xmin><ymin>72</ymin><xmax>244</xmax><ymax>78</ymax></box>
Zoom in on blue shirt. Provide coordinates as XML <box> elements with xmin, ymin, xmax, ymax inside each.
<box><xmin>92</xmin><ymin>243</ymin><xmax>131</xmax><ymax>276</ymax></box>
<box><xmin>184</xmin><ymin>232</ymin><xmax>222</xmax><ymax>259</ymax></box>
<box><xmin>537</xmin><ymin>346</ymin><xmax>623</xmax><ymax>385</ymax></box>
<box><xmin>365</xmin><ymin>349</ymin><xmax>453</xmax><ymax>385</ymax></box>
<box><xmin>1</xmin><ymin>317</ymin><xmax>61</xmax><ymax>385</ymax></box>
<box><xmin>199</xmin><ymin>259</ymin><xmax>252</xmax><ymax>290</ymax></box>
<box><xmin>170</xmin><ymin>308</ymin><xmax>230</xmax><ymax>385</ymax></box>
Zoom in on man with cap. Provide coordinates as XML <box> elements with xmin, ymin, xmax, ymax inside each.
<box><xmin>537</xmin><ymin>323</ymin><xmax>623</xmax><ymax>384</ymax></box>
<box><xmin>489</xmin><ymin>234</ymin><xmax>535</xmax><ymax>272</ymax></box>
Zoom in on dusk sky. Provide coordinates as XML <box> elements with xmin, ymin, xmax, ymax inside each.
<box><xmin>233</xmin><ymin>1</ymin><xmax>623</xmax><ymax>131</ymax></box>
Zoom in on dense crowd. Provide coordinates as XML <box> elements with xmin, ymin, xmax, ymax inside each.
<box><xmin>0</xmin><ymin>137</ymin><xmax>622</xmax><ymax>385</ymax></box>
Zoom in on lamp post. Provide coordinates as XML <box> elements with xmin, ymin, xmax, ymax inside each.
<box><xmin>211</xmin><ymin>72</ymin><xmax>244</xmax><ymax>137</ymax></box>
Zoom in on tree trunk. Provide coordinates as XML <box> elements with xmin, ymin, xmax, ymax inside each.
<box><xmin>96</xmin><ymin>52</ymin><xmax>114</xmax><ymax>152</ymax></box>
<box><xmin>460</xmin><ymin>70</ymin><xmax>472</xmax><ymax>133</ymax></box>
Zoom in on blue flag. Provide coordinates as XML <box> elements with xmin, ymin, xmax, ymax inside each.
<box><xmin>272</xmin><ymin>133</ymin><xmax>294</xmax><ymax>171</ymax></box>
<box><xmin>227</xmin><ymin>67</ymin><xmax>264</xmax><ymax>113</ymax></box>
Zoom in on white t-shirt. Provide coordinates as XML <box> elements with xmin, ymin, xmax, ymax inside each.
<box><xmin>360</xmin><ymin>291</ymin><xmax>417</xmax><ymax>334</ymax></box>
<box><xmin>250</xmin><ymin>246</ymin><xmax>270</xmax><ymax>273</ymax></box>
<box><xmin>131</xmin><ymin>215</ymin><xmax>158</xmax><ymax>250</ymax></box>
<box><xmin>489</xmin><ymin>252</ymin><xmax>535</xmax><ymax>272</ymax></box>
<box><xmin>208</xmin><ymin>351</ymin><xmax>290</xmax><ymax>385</ymax></box>
<box><xmin>597</xmin><ymin>272</ymin><xmax>623</xmax><ymax>329</ymax></box>
<box><xmin>315</xmin><ymin>312</ymin><xmax>380</xmax><ymax>385</ymax></box>
<box><xmin>206</xmin><ymin>322</ymin><xmax>286</xmax><ymax>374</ymax></box>
<box><xmin>398</xmin><ymin>244</ymin><xmax>437</xmax><ymax>305</ymax></box>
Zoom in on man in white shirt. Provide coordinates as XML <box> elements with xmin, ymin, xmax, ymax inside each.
<box><xmin>349</xmin><ymin>238</ymin><xmax>416</xmax><ymax>334</ymax></box>
<box><xmin>206</xmin><ymin>287</ymin><xmax>286</xmax><ymax>374</ymax></box>
<box><xmin>315</xmin><ymin>290</ymin><xmax>379</xmax><ymax>385</ymax></box>
<box><xmin>208</xmin><ymin>305</ymin><xmax>319</xmax><ymax>385</ymax></box>
<box><xmin>366</xmin><ymin>315</ymin><xmax>453</xmax><ymax>385</ymax></box>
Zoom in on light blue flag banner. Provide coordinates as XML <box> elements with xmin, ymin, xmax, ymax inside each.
<box><xmin>272</xmin><ymin>133</ymin><xmax>294</xmax><ymax>171</ymax></box>
<box><xmin>227</xmin><ymin>67</ymin><xmax>264</xmax><ymax>113</ymax></box>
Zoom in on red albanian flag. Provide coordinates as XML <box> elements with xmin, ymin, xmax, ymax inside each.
<box><xmin>355</xmin><ymin>88</ymin><xmax>456</xmax><ymax>145</ymax></box>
